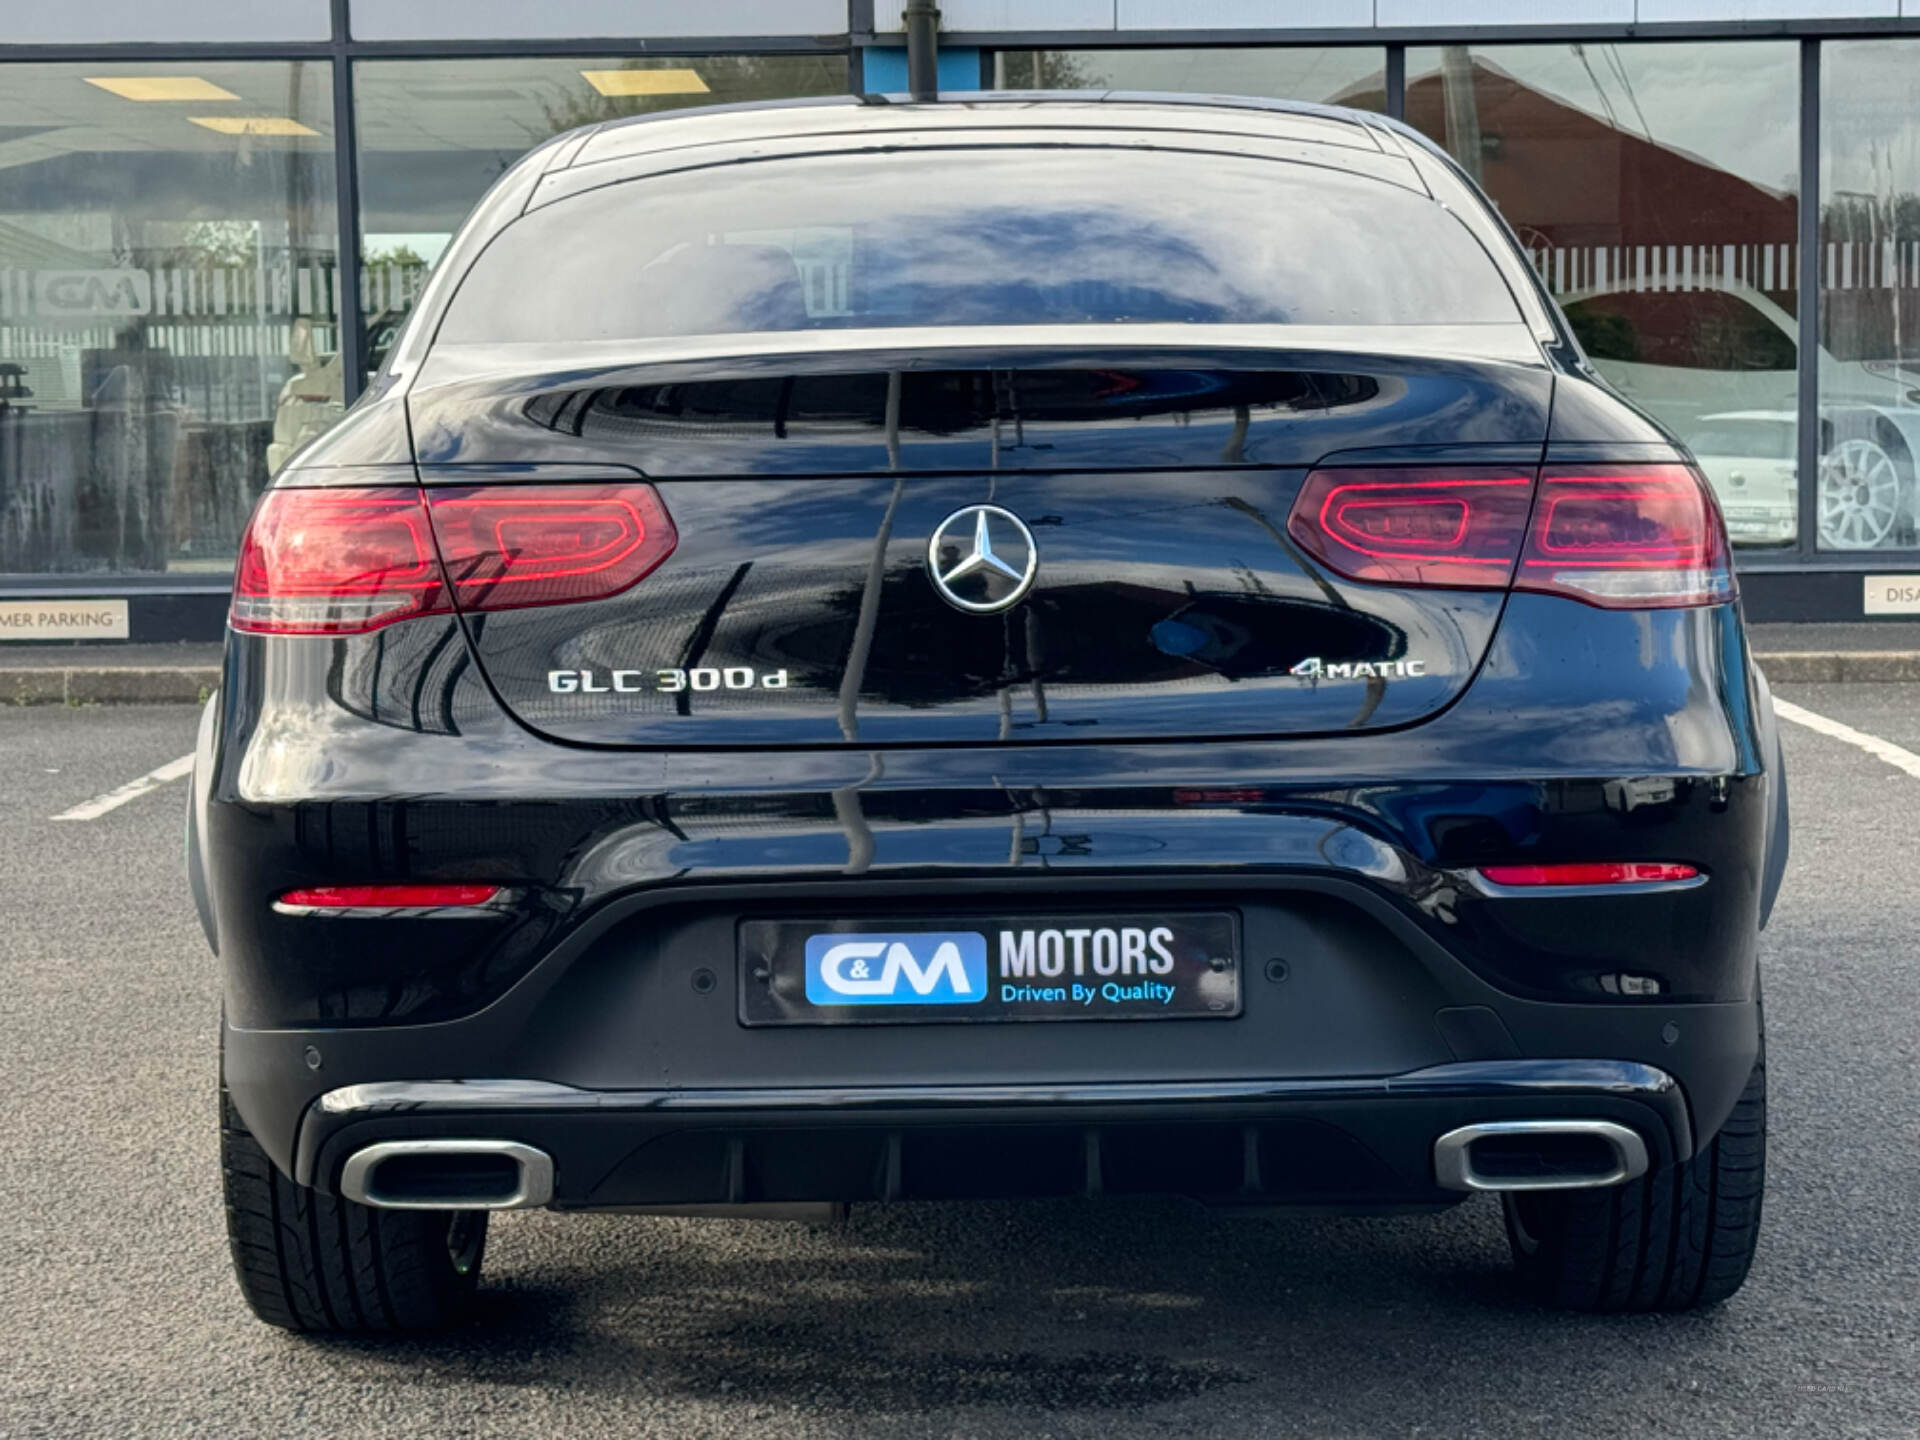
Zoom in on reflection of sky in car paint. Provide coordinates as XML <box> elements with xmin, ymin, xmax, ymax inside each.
<box><xmin>1407</xmin><ymin>44</ymin><xmax>1800</xmax><ymax>195</ymax></box>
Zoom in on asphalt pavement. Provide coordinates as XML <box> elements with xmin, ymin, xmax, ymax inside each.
<box><xmin>3</xmin><ymin>689</ymin><xmax>1918</xmax><ymax>1439</ymax></box>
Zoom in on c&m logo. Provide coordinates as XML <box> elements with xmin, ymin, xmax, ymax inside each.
<box><xmin>33</xmin><ymin>269</ymin><xmax>153</xmax><ymax>319</ymax></box>
<box><xmin>805</xmin><ymin>932</ymin><xmax>988</xmax><ymax>1006</ymax></box>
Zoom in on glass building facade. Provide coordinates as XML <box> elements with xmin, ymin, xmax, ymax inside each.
<box><xmin>3</xmin><ymin>2</ymin><xmax>1917</xmax><ymax>633</ymax></box>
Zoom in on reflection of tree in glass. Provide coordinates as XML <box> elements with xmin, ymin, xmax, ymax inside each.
<box><xmin>998</xmin><ymin>52</ymin><xmax>1102</xmax><ymax>90</ymax></box>
<box><xmin>1824</xmin><ymin>193</ymin><xmax>1920</xmax><ymax>245</ymax></box>
<box><xmin>1823</xmin><ymin>186</ymin><xmax>1920</xmax><ymax>365</ymax></box>
<box><xmin>156</xmin><ymin>220</ymin><xmax>261</xmax><ymax>268</ymax></box>
<box><xmin>1566</xmin><ymin>306</ymin><xmax>1639</xmax><ymax>363</ymax></box>
<box><xmin>1565</xmin><ymin>293</ymin><xmax>1795</xmax><ymax>371</ymax></box>
<box><xmin>363</xmin><ymin>243</ymin><xmax>431</xmax><ymax>270</ymax></box>
<box><xmin>1693</xmin><ymin>302</ymin><xmax>1797</xmax><ymax>371</ymax></box>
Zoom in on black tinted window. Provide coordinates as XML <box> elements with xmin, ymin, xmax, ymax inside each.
<box><xmin>437</xmin><ymin>147</ymin><xmax>1522</xmax><ymax>345</ymax></box>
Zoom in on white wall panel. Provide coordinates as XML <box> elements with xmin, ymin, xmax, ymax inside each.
<box><xmin>1639</xmin><ymin>0</ymin><xmax>1895</xmax><ymax>17</ymax></box>
<box><xmin>1377</xmin><ymin>0</ymin><xmax>1634</xmax><ymax>23</ymax></box>
<box><xmin>350</xmin><ymin>0</ymin><xmax>846</xmax><ymax>42</ymax></box>
<box><xmin>1116</xmin><ymin>0</ymin><xmax>1376</xmax><ymax>29</ymax></box>
<box><xmin>4</xmin><ymin>0</ymin><xmax>329</xmax><ymax>42</ymax></box>
<box><xmin>875</xmin><ymin>0</ymin><xmax>1116</xmax><ymax>31</ymax></box>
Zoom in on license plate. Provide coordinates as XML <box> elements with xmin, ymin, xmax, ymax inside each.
<box><xmin>738</xmin><ymin>912</ymin><xmax>1241</xmax><ymax>1026</ymax></box>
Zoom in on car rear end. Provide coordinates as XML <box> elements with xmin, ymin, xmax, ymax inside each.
<box><xmin>193</xmin><ymin>95</ymin><xmax>1781</xmax><ymax>1329</ymax></box>
<box><xmin>1691</xmin><ymin>411</ymin><xmax>1799</xmax><ymax>545</ymax></box>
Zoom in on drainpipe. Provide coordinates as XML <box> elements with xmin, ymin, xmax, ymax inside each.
<box><xmin>904</xmin><ymin>0</ymin><xmax>940</xmax><ymax>101</ymax></box>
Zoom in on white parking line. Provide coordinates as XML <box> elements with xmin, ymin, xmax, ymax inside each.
<box><xmin>1774</xmin><ymin>698</ymin><xmax>1920</xmax><ymax>781</ymax></box>
<box><xmin>50</xmin><ymin>754</ymin><xmax>195</xmax><ymax>822</ymax></box>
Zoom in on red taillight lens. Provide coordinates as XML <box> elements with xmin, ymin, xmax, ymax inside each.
<box><xmin>277</xmin><ymin>884</ymin><xmax>503</xmax><ymax>908</ymax></box>
<box><xmin>1515</xmin><ymin>465</ymin><xmax>1732</xmax><ymax>608</ymax></box>
<box><xmin>426</xmin><ymin>483</ymin><xmax>677</xmax><ymax>612</ymax></box>
<box><xmin>1286</xmin><ymin>463</ymin><xmax>1732</xmax><ymax>609</ymax></box>
<box><xmin>232</xmin><ymin>488</ymin><xmax>449</xmax><ymax>634</ymax></box>
<box><xmin>231</xmin><ymin>482</ymin><xmax>677</xmax><ymax>635</ymax></box>
<box><xmin>1287</xmin><ymin>469</ymin><xmax>1536</xmax><ymax>589</ymax></box>
<box><xmin>1477</xmin><ymin>862</ymin><xmax>1700</xmax><ymax>887</ymax></box>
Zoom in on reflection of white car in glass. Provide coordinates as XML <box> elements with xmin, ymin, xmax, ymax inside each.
<box><xmin>1565</xmin><ymin>284</ymin><xmax>1920</xmax><ymax>549</ymax></box>
<box><xmin>266</xmin><ymin>320</ymin><xmax>341</xmax><ymax>476</ymax></box>
<box><xmin>266</xmin><ymin>311</ymin><xmax>411</xmax><ymax>475</ymax></box>
<box><xmin>1689</xmin><ymin>411</ymin><xmax>1798</xmax><ymax>545</ymax></box>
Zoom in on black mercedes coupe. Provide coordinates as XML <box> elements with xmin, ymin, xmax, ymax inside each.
<box><xmin>192</xmin><ymin>92</ymin><xmax>1786</xmax><ymax>1330</ymax></box>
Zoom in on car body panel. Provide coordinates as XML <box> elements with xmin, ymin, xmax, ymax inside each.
<box><xmin>403</xmin><ymin>343</ymin><xmax>1551</xmax><ymax>748</ymax></box>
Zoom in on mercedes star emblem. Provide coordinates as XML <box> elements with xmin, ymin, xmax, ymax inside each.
<box><xmin>927</xmin><ymin>504</ymin><xmax>1039</xmax><ymax>614</ymax></box>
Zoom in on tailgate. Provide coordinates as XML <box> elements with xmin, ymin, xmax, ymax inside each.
<box><xmin>409</xmin><ymin>348</ymin><xmax>1551</xmax><ymax>747</ymax></box>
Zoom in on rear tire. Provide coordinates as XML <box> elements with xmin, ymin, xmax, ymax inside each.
<box><xmin>1501</xmin><ymin>1039</ymin><xmax>1765</xmax><ymax>1312</ymax></box>
<box><xmin>221</xmin><ymin>1087</ymin><xmax>487</xmax><ymax>1332</ymax></box>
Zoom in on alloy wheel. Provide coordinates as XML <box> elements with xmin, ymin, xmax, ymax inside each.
<box><xmin>1818</xmin><ymin>437</ymin><xmax>1905</xmax><ymax>549</ymax></box>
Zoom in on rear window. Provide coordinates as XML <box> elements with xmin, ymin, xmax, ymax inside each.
<box><xmin>436</xmin><ymin>147</ymin><xmax>1523</xmax><ymax>346</ymax></box>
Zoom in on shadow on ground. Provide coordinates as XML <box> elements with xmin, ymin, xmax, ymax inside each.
<box><xmin>287</xmin><ymin>1195</ymin><xmax>1741</xmax><ymax>1423</ymax></box>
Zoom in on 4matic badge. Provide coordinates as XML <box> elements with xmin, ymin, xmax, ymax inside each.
<box><xmin>1289</xmin><ymin>657</ymin><xmax>1428</xmax><ymax>680</ymax></box>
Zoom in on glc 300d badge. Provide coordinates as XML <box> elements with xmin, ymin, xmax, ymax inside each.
<box><xmin>927</xmin><ymin>504</ymin><xmax>1038</xmax><ymax>614</ymax></box>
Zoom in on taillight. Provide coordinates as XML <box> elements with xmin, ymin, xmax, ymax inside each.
<box><xmin>1286</xmin><ymin>463</ymin><xmax>1732</xmax><ymax>609</ymax></box>
<box><xmin>232</xmin><ymin>482</ymin><xmax>676</xmax><ymax>635</ymax></box>
<box><xmin>1514</xmin><ymin>465</ymin><xmax>1732</xmax><ymax>608</ymax></box>
<box><xmin>426</xmin><ymin>483</ymin><xmax>676</xmax><ymax>612</ymax></box>
<box><xmin>1287</xmin><ymin>469</ymin><xmax>1535</xmax><ymax>589</ymax></box>
<box><xmin>232</xmin><ymin>488</ymin><xmax>449</xmax><ymax>634</ymax></box>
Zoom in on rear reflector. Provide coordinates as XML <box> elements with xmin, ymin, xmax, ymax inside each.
<box><xmin>1477</xmin><ymin>862</ymin><xmax>1700</xmax><ymax>888</ymax></box>
<box><xmin>1286</xmin><ymin>463</ymin><xmax>1733</xmax><ymax>608</ymax></box>
<box><xmin>277</xmin><ymin>884</ymin><xmax>503</xmax><ymax>909</ymax></box>
<box><xmin>232</xmin><ymin>482</ymin><xmax>676</xmax><ymax>635</ymax></box>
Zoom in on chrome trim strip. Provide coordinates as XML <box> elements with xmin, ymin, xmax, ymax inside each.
<box><xmin>271</xmin><ymin>888</ymin><xmax>523</xmax><ymax>919</ymax></box>
<box><xmin>320</xmin><ymin>1060</ymin><xmax>1678</xmax><ymax>1118</ymax></box>
<box><xmin>1432</xmin><ymin>1119</ymin><xmax>1649</xmax><ymax>1193</ymax></box>
<box><xmin>338</xmin><ymin>1138</ymin><xmax>554</xmax><ymax>1210</ymax></box>
<box><xmin>324</xmin><ymin>1079</ymin><xmax>586</xmax><ymax>1113</ymax></box>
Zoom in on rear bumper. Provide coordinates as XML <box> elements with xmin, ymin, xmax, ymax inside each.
<box><xmin>201</xmin><ymin>596</ymin><xmax>1778</xmax><ymax>1208</ymax></box>
<box><xmin>224</xmin><ymin>888</ymin><xmax>1761</xmax><ymax>1208</ymax></box>
<box><xmin>294</xmin><ymin>1062</ymin><xmax>1691</xmax><ymax>1210</ymax></box>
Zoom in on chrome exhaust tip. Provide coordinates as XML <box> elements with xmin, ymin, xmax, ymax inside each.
<box><xmin>339</xmin><ymin>1139</ymin><xmax>554</xmax><ymax>1210</ymax></box>
<box><xmin>1433</xmin><ymin>1120</ymin><xmax>1649</xmax><ymax>1193</ymax></box>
